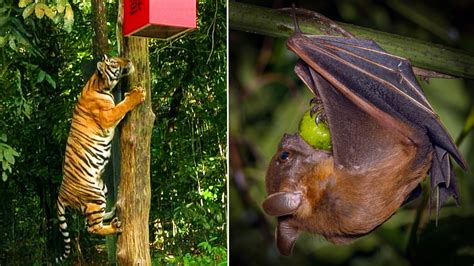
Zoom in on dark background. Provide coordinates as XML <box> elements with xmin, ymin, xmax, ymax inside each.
<box><xmin>229</xmin><ymin>0</ymin><xmax>474</xmax><ymax>265</ymax></box>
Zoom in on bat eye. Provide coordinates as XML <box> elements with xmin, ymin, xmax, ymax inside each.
<box><xmin>280</xmin><ymin>151</ymin><xmax>290</xmax><ymax>161</ymax></box>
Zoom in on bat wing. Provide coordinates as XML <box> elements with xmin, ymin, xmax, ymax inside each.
<box><xmin>289</xmin><ymin>34</ymin><xmax>466</xmax><ymax>169</ymax></box>
<box><xmin>295</xmin><ymin>61</ymin><xmax>424</xmax><ymax>176</ymax></box>
<box><xmin>290</xmin><ymin>33</ymin><xmax>466</xmax><ymax>210</ymax></box>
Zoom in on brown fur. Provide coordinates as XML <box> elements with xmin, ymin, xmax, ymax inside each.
<box><xmin>264</xmin><ymin>133</ymin><xmax>432</xmax><ymax>254</ymax></box>
<box><xmin>301</xmin><ymin>143</ymin><xmax>431</xmax><ymax>244</ymax></box>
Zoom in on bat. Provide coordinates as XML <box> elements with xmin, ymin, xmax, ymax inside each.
<box><xmin>262</xmin><ymin>7</ymin><xmax>468</xmax><ymax>256</ymax></box>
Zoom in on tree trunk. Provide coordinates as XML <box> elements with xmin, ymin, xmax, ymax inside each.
<box><xmin>91</xmin><ymin>0</ymin><xmax>109</xmax><ymax>59</ymax></box>
<box><xmin>116</xmin><ymin>1</ymin><xmax>155</xmax><ymax>264</ymax></box>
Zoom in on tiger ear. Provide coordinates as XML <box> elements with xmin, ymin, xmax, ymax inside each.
<box><xmin>102</xmin><ymin>54</ymin><xmax>109</xmax><ymax>61</ymax></box>
<box><xmin>97</xmin><ymin>61</ymin><xmax>104</xmax><ymax>76</ymax></box>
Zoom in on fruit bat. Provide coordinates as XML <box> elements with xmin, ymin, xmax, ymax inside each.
<box><xmin>262</xmin><ymin>8</ymin><xmax>468</xmax><ymax>256</ymax></box>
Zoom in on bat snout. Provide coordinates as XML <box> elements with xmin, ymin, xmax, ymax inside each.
<box><xmin>262</xmin><ymin>191</ymin><xmax>302</xmax><ymax>217</ymax></box>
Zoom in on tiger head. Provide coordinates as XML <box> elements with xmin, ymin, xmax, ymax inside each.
<box><xmin>96</xmin><ymin>55</ymin><xmax>135</xmax><ymax>90</ymax></box>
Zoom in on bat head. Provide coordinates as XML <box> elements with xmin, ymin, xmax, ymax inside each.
<box><xmin>264</xmin><ymin>134</ymin><xmax>332</xmax><ymax>195</ymax></box>
<box><xmin>263</xmin><ymin>133</ymin><xmax>335</xmax><ymax>255</ymax></box>
<box><xmin>263</xmin><ymin>133</ymin><xmax>334</xmax><ymax>217</ymax></box>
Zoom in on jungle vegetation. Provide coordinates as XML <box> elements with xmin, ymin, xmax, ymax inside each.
<box><xmin>0</xmin><ymin>0</ymin><xmax>227</xmax><ymax>264</ymax></box>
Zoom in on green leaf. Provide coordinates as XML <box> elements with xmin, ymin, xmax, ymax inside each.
<box><xmin>22</xmin><ymin>3</ymin><xmax>35</xmax><ymax>19</ymax></box>
<box><xmin>11</xmin><ymin>28</ymin><xmax>31</xmax><ymax>47</ymax></box>
<box><xmin>35</xmin><ymin>3</ymin><xmax>47</xmax><ymax>19</ymax></box>
<box><xmin>37</xmin><ymin>70</ymin><xmax>46</xmax><ymax>83</ymax></box>
<box><xmin>45</xmin><ymin>6</ymin><xmax>57</xmax><ymax>20</ymax></box>
<box><xmin>0</xmin><ymin>134</ymin><xmax>6</xmax><ymax>142</ymax></box>
<box><xmin>10</xmin><ymin>149</ymin><xmax>19</xmax><ymax>157</ymax></box>
<box><xmin>56</xmin><ymin>0</ymin><xmax>67</xmax><ymax>13</ymax></box>
<box><xmin>63</xmin><ymin>4</ymin><xmax>74</xmax><ymax>33</ymax></box>
<box><xmin>45</xmin><ymin>74</ymin><xmax>56</xmax><ymax>88</ymax></box>
<box><xmin>22</xmin><ymin>102</ymin><xmax>32</xmax><ymax>119</ymax></box>
<box><xmin>52</xmin><ymin>13</ymin><xmax>61</xmax><ymax>24</ymax></box>
<box><xmin>24</xmin><ymin>63</ymin><xmax>39</xmax><ymax>71</ymax></box>
<box><xmin>15</xmin><ymin>69</ymin><xmax>21</xmax><ymax>91</ymax></box>
<box><xmin>4</xmin><ymin>150</ymin><xmax>14</xmax><ymax>164</ymax></box>
<box><xmin>1</xmin><ymin>159</ymin><xmax>7</xmax><ymax>171</ymax></box>
<box><xmin>0</xmin><ymin>15</ymin><xmax>8</xmax><ymax>27</ymax></box>
<box><xmin>8</xmin><ymin>37</ymin><xmax>16</xmax><ymax>50</ymax></box>
<box><xmin>0</xmin><ymin>36</ymin><xmax>6</xmax><ymax>47</ymax></box>
<box><xmin>11</xmin><ymin>18</ymin><xmax>32</xmax><ymax>37</ymax></box>
<box><xmin>18</xmin><ymin>0</ymin><xmax>33</xmax><ymax>8</ymax></box>
<box><xmin>2</xmin><ymin>172</ymin><xmax>7</xmax><ymax>182</ymax></box>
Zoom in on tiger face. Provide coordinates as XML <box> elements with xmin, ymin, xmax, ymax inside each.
<box><xmin>96</xmin><ymin>54</ymin><xmax>135</xmax><ymax>90</ymax></box>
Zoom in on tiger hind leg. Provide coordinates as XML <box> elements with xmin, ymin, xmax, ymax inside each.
<box><xmin>85</xmin><ymin>203</ymin><xmax>122</xmax><ymax>235</ymax></box>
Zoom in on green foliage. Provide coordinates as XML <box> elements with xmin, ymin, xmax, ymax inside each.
<box><xmin>153</xmin><ymin>238</ymin><xmax>227</xmax><ymax>265</ymax></box>
<box><xmin>0</xmin><ymin>186</ymin><xmax>48</xmax><ymax>262</ymax></box>
<box><xmin>18</xmin><ymin>0</ymin><xmax>75</xmax><ymax>32</ymax></box>
<box><xmin>1</xmin><ymin>0</ymin><xmax>226</xmax><ymax>264</ymax></box>
<box><xmin>148</xmin><ymin>0</ymin><xmax>227</xmax><ymax>261</ymax></box>
<box><xmin>0</xmin><ymin>0</ymin><xmax>38</xmax><ymax>53</ymax></box>
<box><xmin>0</xmin><ymin>134</ymin><xmax>20</xmax><ymax>181</ymax></box>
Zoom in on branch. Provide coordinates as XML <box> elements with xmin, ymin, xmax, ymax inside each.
<box><xmin>229</xmin><ymin>1</ymin><xmax>474</xmax><ymax>79</ymax></box>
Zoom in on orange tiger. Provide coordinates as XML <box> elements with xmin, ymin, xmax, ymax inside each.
<box><xmin>56</xmin><ymin>55</ymin><xmax>145</xmax><ymax>262</ymax></box>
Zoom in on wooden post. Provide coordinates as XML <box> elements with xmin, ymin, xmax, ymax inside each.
<box><xmin>116</xmin><ymin>0</ymin><xmax>155</xmax><ymax>264</ymax></box>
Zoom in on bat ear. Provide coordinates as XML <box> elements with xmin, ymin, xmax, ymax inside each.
<box><xmin>276</xmin><ymin>219</ymin><xmax>299</xmax><ymax>256</ymax></box>
<box><xmin>262</xmin><ymin>191</ymin><xmax>302</xmax><ymax>216</ymax></box>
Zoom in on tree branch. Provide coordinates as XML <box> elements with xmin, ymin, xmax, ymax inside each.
<box><xmin>229</xmin><ymin>1</ymin><xmax>474</xmax><ymax>79</ymax></box>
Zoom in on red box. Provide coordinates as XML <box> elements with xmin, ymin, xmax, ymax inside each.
<box><xmin>123</xmin><ymin>0</ymin><xmax>197</xmax><ymax>39</ymax></box>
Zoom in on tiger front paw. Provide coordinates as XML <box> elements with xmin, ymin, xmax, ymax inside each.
<box><xmin>111</xmin><ymin>217</ymin><xmax>123</xmax><ymax>233</ymax></box>
<box><xmin>125</xmin><ymin>87</ymin><xmax>146</xmax><ymax>106</ymax></box>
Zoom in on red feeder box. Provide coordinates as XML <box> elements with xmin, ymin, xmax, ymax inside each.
<box><xmin>123</xmin><ymin>0</ymin><xmax>197</xmax><ymax>39</ymax></box>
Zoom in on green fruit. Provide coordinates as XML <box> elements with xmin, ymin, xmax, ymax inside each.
<box><xmin>298</xmin><ymin>110</ymin><xmax>332</xmax><ymax>151</ymax></box>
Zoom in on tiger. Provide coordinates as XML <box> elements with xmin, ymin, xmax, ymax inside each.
<box><xmin>55</xmin><ymin>55</ymin><xmax>145</xmax><ymax>262</ymax></box>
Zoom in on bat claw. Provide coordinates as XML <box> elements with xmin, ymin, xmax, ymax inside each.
<box><xmin>316</xmin><ymin>112</ymin><xmax>327</xmax><ymax>124</ymax></box>
<box><xmin>309</xmin><ymin>97</ymin><xmax>322</xmax><ymax>106</ymax></box>
<box><xmin>309</xmin><ymin>97</ymin><xmax>327</xmax><ymax>124</ymax></box>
